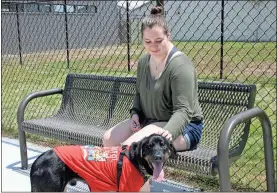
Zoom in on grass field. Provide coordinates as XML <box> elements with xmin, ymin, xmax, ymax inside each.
<box><xmin>2</xmin><ymin>41</ymin><xmax>276</xmax><ymax>191</ymax></box>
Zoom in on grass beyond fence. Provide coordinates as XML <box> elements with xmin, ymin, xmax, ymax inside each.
<box><xmin>2</xmin><ymin>41</ymin><xmax>276</xmax><ymax>191</ymax></box>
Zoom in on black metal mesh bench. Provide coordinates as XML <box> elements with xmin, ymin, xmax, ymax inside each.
<box><xmin>18</xmin><ymin>73</ymin><xmax>258</xmax><ymax>190</ymax></box>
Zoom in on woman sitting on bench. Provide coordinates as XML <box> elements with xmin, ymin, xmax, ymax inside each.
<box><xmin>103</xmin><ymin>5</ymin><xmax>204</xmax><ymax>189</ymax></box>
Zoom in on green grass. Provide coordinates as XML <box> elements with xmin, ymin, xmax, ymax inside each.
<box><xmin>2</xmin><ymin>41</ymin><xmax>276</xmax><ymax>191</ymax></box>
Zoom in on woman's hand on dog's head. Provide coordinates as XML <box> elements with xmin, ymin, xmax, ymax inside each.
<box><xmin>158</xmin><ymin>129</ymin><xmax>173</xmax><ymax>142</ymax></box>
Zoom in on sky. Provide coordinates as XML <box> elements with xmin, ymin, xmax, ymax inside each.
<box><xmin>117</xmin><ymin>1</ymin><xmax>149</xmax><ymax>9</ymax></box>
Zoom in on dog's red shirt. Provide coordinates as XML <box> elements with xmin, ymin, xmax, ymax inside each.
<box><xmin>53</xmin><ymin>145</ymin><xmax>145</xmax><ymax>192</ymax></box>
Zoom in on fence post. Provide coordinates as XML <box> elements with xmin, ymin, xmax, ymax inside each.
<box><xmin>220</xmin><ymin>0</ymin><xmax>224</xmax><ymax>79</ymax></box>
<box><xmin>275</xmin><ymin>9</ymin><xmax>277</xmax><ymax>188</ymax></box>
<box><xmin>15</xmin><ymin>3</ymin><xmax>23</xmax><ymax>65</ymax></box>
<box><xmin>64</xmin><ymin>0</ymin><xmax>70</xmax><ymax>70</ymax></box>
<box><xmin>126</xmin><ymin>0</ymin><xmax>131</xmax><ymax>72</ymax></box>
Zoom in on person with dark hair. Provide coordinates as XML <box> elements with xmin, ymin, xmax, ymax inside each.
<box><xmin>103</xmin><ymin>6</ymin><xmax>203</xmax><ymax>190</ymax></box>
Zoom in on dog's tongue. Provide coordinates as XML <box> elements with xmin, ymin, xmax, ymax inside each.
<box><xmin>152</xmin><ymin>163</ymin><xmax>164</xmax><ymax>182</ymax></box>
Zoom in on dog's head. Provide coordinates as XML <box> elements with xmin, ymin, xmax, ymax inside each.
<box><xmin>131</xmin><ymin>133</ymin><xmax>176</xmax><ymax>181</ymax></box>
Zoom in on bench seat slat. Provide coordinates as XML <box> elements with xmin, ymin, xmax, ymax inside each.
<box><xmin>22</xmin><ymin>116</ymin><xmax>217</xmax><ymax>176</ymax></box>
<box><xmin>22</xmin><ymin>117</ymin><xmax>106</xmax><ymax>145</ymax></box>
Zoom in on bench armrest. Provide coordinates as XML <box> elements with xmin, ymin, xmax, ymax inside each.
<box><xmin>17</xmin><ymin>88</ymin><xmax>63</xmax><ymax>125</ymax></box>
<box><xmin>218</xmin><ymin>107</ymin><xmax>275</xmax><ymax>192</ymax></box>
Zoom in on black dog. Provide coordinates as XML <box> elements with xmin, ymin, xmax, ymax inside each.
<box><xmin>30</xmin><ymin>134</ymin><xmax>176</xmax><ymax>192</ymax></box>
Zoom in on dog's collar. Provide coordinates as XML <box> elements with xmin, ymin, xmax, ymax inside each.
<box><xmin>116</xmin><ymin>145</ymin><xmax>148</xmax><ymax>192</ymax></box>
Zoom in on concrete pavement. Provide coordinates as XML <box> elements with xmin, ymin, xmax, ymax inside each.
<box><xmin>1</xmin><ymin>137</ymin><xmax>89</xmax><ymax>192</ymax></box>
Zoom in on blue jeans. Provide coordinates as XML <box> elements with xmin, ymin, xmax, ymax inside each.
<box><xmin>184</xmin><ymin>121</ymin><xmax>203</xmax><ymax>151</ymax></box>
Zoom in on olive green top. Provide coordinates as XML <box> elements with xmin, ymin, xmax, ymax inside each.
<box><xmin>131</xmin><ymin>51</ymin><xmax>203</xmax><ymax>140</ymax></box>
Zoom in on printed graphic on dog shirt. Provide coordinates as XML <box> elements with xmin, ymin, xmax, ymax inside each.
<box><xmin>81</xmin><ymin>145</ymin><xmax>119</xmax><ymax>162</ymax></box>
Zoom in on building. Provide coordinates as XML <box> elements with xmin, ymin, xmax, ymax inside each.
<box><xmin>1</xmin><ymin>1</ymin><xmax>121</xmax><ymax>54</ymax></box>
<box><xmin>120</xmin><ymin>0</ymin><xmax>276</xmax><ymax>42</ymax></box>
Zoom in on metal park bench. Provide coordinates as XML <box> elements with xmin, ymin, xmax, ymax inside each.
<box><xmin>17</xmin><ymin>73</ymin><xmax>275</xmax><ymax>191</ymax></box>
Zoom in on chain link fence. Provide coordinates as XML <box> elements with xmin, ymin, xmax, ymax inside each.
<box><xmin>1</xmin><ymin>0</ymin><xmax>276</xmax><ymax>191</ymax></box>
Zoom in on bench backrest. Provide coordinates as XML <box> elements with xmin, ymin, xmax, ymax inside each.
<box><xmin>197</xmin><ymin>81</ymin><xmax>256</xmax><ymax>157</ymax></box>
<box><xmin>59</xmin><ymin>74</ymin><xmax>256</xmax><ymax>154</ymax></box>
<box><xmin>58</xmin><ymin>74</ymin><xmax>137</xmax><ymax>128</ymax></box>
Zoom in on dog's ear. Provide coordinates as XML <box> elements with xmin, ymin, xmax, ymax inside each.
<box><xmin>131</xmin><ymin>137</ymin><xmax>147</xmax><ymax>159</ymax></box>
<box><xmin>138</xmin><ymin>136</ymin><xmax>149</xmax><ymax>157</ymax></box>
<box><xmin>129</xmin><ymin>141</ymin><xmax>139</xmax><ymax>157</ymax></box>
<box><xmin>169</xmin><ymin>143</ymin><xmax>177</xmax><ymax>158</ymax></box>
<box><xmin>139</xmin><ymin>140</ymin><xmax>154</xmax><ymax>175</ymax></box>
<box><xmin>135</xmin><ymin>136</ymin><xmax>154</xmax><ymax>175</ymax></box>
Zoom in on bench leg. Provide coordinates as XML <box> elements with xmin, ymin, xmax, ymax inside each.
<box><xmin>18</xmin><ymin>128</ymin><xmax>28</xmax><ymax>170</ymax></box>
